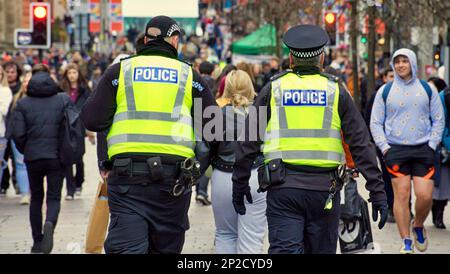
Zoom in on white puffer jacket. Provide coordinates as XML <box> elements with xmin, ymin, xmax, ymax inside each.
<box><xmin>0</xmin><ymin>86</ymin><xmax>12</xmax><ymax>138</ymax></box>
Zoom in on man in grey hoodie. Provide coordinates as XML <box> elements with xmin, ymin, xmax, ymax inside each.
<box><xmin>370</xmin><ymin>48</ymin><xmax>444</xmax><ymax>254</ymax></box>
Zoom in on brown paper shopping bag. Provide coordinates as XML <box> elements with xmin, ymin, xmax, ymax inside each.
<box><xmin>85</xmin><ymin>179</ymin><xmax>109</xmax><ymax>254</ymax></box>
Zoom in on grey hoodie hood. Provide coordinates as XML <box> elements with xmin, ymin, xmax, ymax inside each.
<box><xmin>391</xmin><ymin>48</ymin><xmax>417</xmax><ymax>86</ymax></box>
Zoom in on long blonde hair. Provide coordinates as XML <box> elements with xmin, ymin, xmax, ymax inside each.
<box><xmin>11</xmin><ymin>72</ymin><xmax>32</xmax><ymax>110</ymax></box>
<box><xmin>0</xmin><ymin>66</ymin><xmax>8</xmax><ymax>87</ymax></box>
<box><xmin>222</xmin><ymin>70</ymin><xmax>256</xmax><ymax>109</ymax></box>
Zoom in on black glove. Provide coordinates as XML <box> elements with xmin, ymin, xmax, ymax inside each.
<box><xmin>371</xmin><ymin>199</ymin><xmax>388</xmax><ymax>229</ymax></box>
<box><xmin>232</xmin><ymin>184</ymin><xmax>253</xmax><ymax>215</ymax></box>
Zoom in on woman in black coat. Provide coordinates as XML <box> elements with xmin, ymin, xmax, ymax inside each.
<box><xmin>11</xmin><ymin>71</ymin><xmax>71</xmax><ymax>254</ymax></box>
<box><xmin>59</xmin><ymin>63</ymin><xmax>93</xmax><ymax>199</ymax></box>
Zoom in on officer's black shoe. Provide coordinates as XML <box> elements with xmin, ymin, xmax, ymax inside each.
<box><xmin>31</xmin><ymin>241</ymin><xmax>43</xmax><ymax>254</ymax></box>
<box><xmin>196</xmin><ymin>194</ymin><xmax>211</xmax><ymax>206</ymax></box>
<box><xmin>42</xmin><ymin>221</ymin><xmax>54</xmax><ymax>254</ymax></box>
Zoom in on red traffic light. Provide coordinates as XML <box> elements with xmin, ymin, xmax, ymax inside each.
<box><xmin>325</xmin><ymin>12</ymin><xmax>336</xmax><ymax>25</ymax></box>
<box><xmin>34</xmin><ymin>6</ymin><xmax>47</xmax><ymax>19</ymax></box>
<box><xmin>434</xmin><ymin>52</ymin><xmax>440</xmax><ymax>61</ymax></box>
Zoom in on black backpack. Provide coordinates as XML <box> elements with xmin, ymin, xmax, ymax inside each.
<box><xmin>58</xmin><ymin>94</ymin><xmax>85</xmax><ymax>166</ymax></box>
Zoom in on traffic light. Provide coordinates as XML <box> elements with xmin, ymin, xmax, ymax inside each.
<box><xmin>361</xmin><ymin>35</ymin><xmax>368</xmax><ymax>44</ymax></box>
<box><xmin>324</xmin><ymin>11</ymin><xmax>337</xmax><ymax>46</ymax></box>
<box><xmin>434</xmin><ymin>50</ymin><xmax>440</xmax><ymax>61</ymax></box>
<box><xmin>31</xmin><ymin>3</ymin><xmax>50</xmax><ymax>47</ymax></box>
<box><xmin>433</xmin><ymin>45</ymin><xmax>441</xmax><ymax>65</ymax></box>
<box><xmin>14</xmin><ymin>3</ymin><xmax>51</xmax><ymax>49</ymax></box>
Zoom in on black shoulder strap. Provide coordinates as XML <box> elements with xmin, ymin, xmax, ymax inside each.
<box><xmin>116</xmin><ymin>55</ymin><xmax>137</xmax><ymax>63</ymax></box>
<box><xmin>177</xmin><ymin>58</ymin><xmax>193</xmax><ymax>67</ymax></box>
<box><xmin>320</xmin><ymin>72</ymin><xmax>339</xmax><ymax>83</ymax></box>
<box><xmin>270</xmin><ymin>70</ymin><xmax>292</xmax><ymax>81</ymax></box>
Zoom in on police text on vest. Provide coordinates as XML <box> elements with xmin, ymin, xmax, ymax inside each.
<box><xmin>133</xmin><ymin>67</ymin><xmax>178</xmax><ymax>84</ymax></box>
<box><xmin>282</xmin><ymin>90</ymin><xmax>327</xmax><ymax>106</ymax></box>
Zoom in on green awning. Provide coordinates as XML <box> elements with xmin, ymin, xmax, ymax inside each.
<box><xmin>231</xmin><ymin>24</ymin><xmax>288</xmax><ymax>55</ymax></box>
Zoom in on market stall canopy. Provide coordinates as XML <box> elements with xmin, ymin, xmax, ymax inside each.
<box><xmin>231</xmin><ymin>24</ymin><xmax>289</xmax><ymax>55</ymax></box>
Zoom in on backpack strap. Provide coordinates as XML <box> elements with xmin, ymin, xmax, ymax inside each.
<box><xmin>440</xmin><ymin>91</ymin><xmax>449</xmax><ymax>132</ymax></box>
<box><xmin>382</xmin><ymin>81</ymin><xmax>393</xmax><ymax>104</ymax></box>
<box><xmin>382</xmin><ymin>81</ymin><xmax>393</xmax><ymax>115</ymax></box>
<box><xmin>419</xmin><ymin>79</ymin><xmax>433</xmax><ymax>101</ymax></box>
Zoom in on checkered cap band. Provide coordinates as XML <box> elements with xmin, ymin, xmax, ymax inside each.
<box><xmin>167</xmin><ymin>24</ymin><xmax>181</xmax><ymax>37</ymax></box>
<box><xmin>290</xmin><ymin>47</ymin><xmax>324</xmax><ymax>58</ymax></box>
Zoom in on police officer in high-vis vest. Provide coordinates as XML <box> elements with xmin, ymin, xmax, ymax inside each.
<box><xmin>231</xmin><ymin>25</ymin><xmax>389</xmax><ymax>254</ymax></box>
<box><xmin>81</xmin><ymin>16</ymin><xmax>217</xmax><ymax>254</ymax></box>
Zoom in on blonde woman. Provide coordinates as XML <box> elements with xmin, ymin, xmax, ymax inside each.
<box><xmin>0</xmin><ymin>66</ymin><xmax>12</xmax><ymax>185</ymax></box>
<box><xmin>211</xmin><ymin>70</ymin><xmax>267</xmax><ymax>254</ymax></box>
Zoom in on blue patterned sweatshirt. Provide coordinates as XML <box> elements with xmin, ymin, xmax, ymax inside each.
<box><xmin>370</xmin><ymin>48</ymin><xmax>444</xmax><ymax>153</ymax></box>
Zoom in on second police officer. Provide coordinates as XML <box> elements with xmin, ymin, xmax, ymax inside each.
<box><xmin>231</xmin><ymin>25</ymin><xmax>389</xmax><ymax>254</ymax></box>
<box><xmin>81</xmin><ymin>16</ymin><xmax>217</xmax><ymax>254</ymax></box>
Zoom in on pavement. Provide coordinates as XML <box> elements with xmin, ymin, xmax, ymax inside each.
<box><xmin>0</xmin><ymin>143</ymin><xmax>449</xmax><ymax>254</ymax></box>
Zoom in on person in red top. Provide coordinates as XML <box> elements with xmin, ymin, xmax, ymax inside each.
<box><xmin>59</xmin><ymin>63</ymin><xmax>94</xmax><ymax>200</ymax></box>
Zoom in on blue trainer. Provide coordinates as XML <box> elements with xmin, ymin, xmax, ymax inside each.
<box><xmin>400</xmin><ymin>238</ymin><xmax>414</xmax><ymax>254</ymax></box>
<box><xmin>412</xmin><ymin>226</ymin><xmax>428</xmax><ymax>252</ymax></box>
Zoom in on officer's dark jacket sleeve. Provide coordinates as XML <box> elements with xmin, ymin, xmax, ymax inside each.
<box><xmin>232</xmin><ymin>82</ymin><xmax>271</xmax><ymax>187</ymax></box>
<box><xmin>337</xmin><ymin>82</ymin><xmax>386</xmax><ymax>202</ymax></box>
<box><xmin>81</xmin><ymin>63</ymin><xmax>120</xmax><ymax>132</ymax></box>
<box><xmin>97</xmin><ymin>130</ymin><xmax>109</xmax><ymax>170</ymax></box>
<box><xmin>191</xmin><ymin>70</ymin><xmax>217</xmax><ymax>173</ymax></box>
<box><xmin>191</xmin><ymin>70</ymin><xmax>217</xmax><ymax>132</ymax></box>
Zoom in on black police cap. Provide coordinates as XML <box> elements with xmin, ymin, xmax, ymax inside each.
<box><xmin>145</xmin><ymin>15</ymin><xmax>185</xmax><ymax>39</ymax></box>
<box><xmin>283</xmin><ymin>25</ymin><xmax>329</xmax><ymax>58</ymax></box>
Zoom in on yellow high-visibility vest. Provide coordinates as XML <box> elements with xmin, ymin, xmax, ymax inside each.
<box><xmin>263</xmin><ymin>73</ymin><xmax>344</xmax><ymax>167</ymax></box>
<box><xmin>107</xmin><ymin>55</ymin><xmax>195</xmax><ymax>159</ymax></box>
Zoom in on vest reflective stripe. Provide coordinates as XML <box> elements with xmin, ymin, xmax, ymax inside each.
<box><xmin>322</xmin><ymin>79</ymin><xmax>337</xmax><ymax>129</ymax></box>
<box><xmin>108</xmin><ymin>134</ymin><xmax>194</xmax><ymax>149</ymax></box>
<box><xmin>172</xmin><ymin>63</ymin><xmax>190</xmax><ymax>118</ymax></box>
<box><xmin>263</xmin><ymin>73</ymin><xmax>343</xmax><ymax>167</ymax></box>
<box><xmin>113</xmin><ymin>111</ymin><xmax>193</xmax><ymax>127</ymax></box>
<box><xmin>265</xmin><ymin>151</ymin><xmax>343</xmax><ymax>162</ymax></box>
<box><xmin>122</xmin><ymin>59</ymin><xmax>136</xmax><ymax>111</ymax></box>
<box><xmin>265</xmin><ymin>128</ymin><xmax>342</xmax><ymax>139</ymax></box>
<box><xmin>272</xmin><ymin>79</ymin><xmax>288</xmax><ymax>129</ymax></box>
<box><xmin>107</xmin><ymin>56</ymin><xmax>195</xmax><ymax>159</ymax></box>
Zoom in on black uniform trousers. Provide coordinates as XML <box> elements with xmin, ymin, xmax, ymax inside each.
<box><xmin>105</xmin><ymin>173</ymin><xmax>192</xmax><ymax>254</ymax></box>
<box><xmin>266</xmin><ymin>188</ymin><xmax>341</xmax><ymax>254</ymax></box>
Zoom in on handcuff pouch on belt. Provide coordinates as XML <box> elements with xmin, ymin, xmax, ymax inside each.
<box><xmin>257</xmin><ymin>159</ymin><xmax>286</xmax><ymax>193</ymax></box>
<box><xmin>172</xmin><ymin>158</ymin><xmax>202</xmax><ymax>197</ymax></box>
<box><xmin>112</xmin><ymin>158</ymin><xmax>132</xmax><ymax>177</ymax></box>
<box><xmin>146</xmin><ymin>157</ymin><xmax>164</xmax><ymax>182</ymax></box>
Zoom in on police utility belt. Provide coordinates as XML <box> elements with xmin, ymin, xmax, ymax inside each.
<box><xmin>257</xmin><ymin>159</ymin><xmax>346</xmax><ymax>211</ymax></box>
<box><xmin>110</xmin><ymin>157</ymin><xmax>201</xmax><ymax>197</ymax></box>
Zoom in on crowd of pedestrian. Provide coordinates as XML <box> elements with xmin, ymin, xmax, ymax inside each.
<box><xmin>1</xmin><ymin>12</ymin><xmax>450</xmax><ymax>255</ymax></box>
